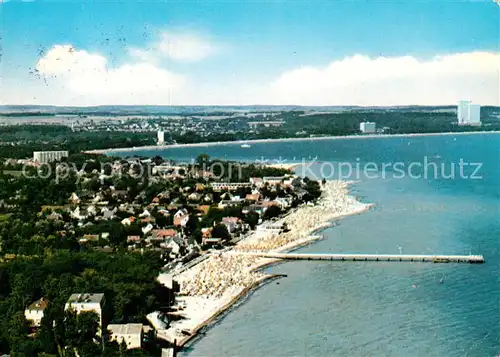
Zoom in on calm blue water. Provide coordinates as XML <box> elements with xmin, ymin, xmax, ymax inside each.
<box><xmin>116</xmin><ymin>134</ymin><xmax>500</xmax><ymax>357</ymax></box>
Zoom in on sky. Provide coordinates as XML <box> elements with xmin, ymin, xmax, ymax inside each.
<box><xmin>0</xmin><ymin>0</ymin><xmax>498</xmax><ymax>106</ymax></box>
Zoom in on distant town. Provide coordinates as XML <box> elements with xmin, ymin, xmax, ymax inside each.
<box><xmin>0</xmin><ymin>104</ymin><xmax>498</xmax><ymax>160</ymax></box>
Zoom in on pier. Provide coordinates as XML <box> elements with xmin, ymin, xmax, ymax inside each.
<box><xmin>234</xmin><ymin>252</ymin><xmax>485</xmax><ymax>264</ymax></box>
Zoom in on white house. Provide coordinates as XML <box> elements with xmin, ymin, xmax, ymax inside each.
<box><xmin>70</xmin><ymin>193</ymin><xmax>80</xmax><ymax>204</ymax></box>
<box><xmin>263</xmin><ymin>176</ymin><xmax>286</xmax><ymax>185</ymax></box>
<box><xmin>65</xmin><ymin>293</ymin><xmax>105</xmax><ymax>335</ymax></box>
<box><xmin>160</xmin><ymin>236</ymin><xmax>184</xmax><ymax>258</ymax></box>
<box><xmin>25</xmin><ymin>297</ymin><xmax>49</xmax><ymax>327</ymax></box>
<box><xmin>249</xmin><ymin>177</ymin><xmax>264</xmax><ymax>187</ymax></box>
<box><xmin>108</xmin><ymin>323</ymin><xmax>143</xmax><ymax>349</ymax></box>
<box><xmin>222</xmin><ymin>217</ymin><xmax>242</xmax><ymax>233</ymax></box>
<box><xmin>142</xmin><ymin>223</ymin><xmax>154</xmax><ymax>235</ymax></box>
<box><xmin>188</xmin><ymin>192</ymin><xmax>201</xmax><ymax>201</ymax></box>
<box><xmin>121</xmin><ymin>217</ymin><xmax>133</xmax><ymax>226</ymax></box>
<box><xmin>86</xmin><ymin>205</ymin><xmax>97</xmax><ymax>216</ymax></box>
<box><xmin>70</xmin><ymin>207</ymin><xmax>87</xmax><ymax>220</ymax></box>
<box><xmin>274</xmin><ymin>197</ymin><xmax>291</xmax><ymax>209</ymax></box>
<box><xmin>220</xmin><ymin>192</ymin><xmax>234</xmax><ymax>200</ymax></box>
<box><xmin>92</xmin><ymin>193</ymin><xmax>104</xmax><ymax>204</ymax></box>
<box><xmin>174</xmin><ymin>209</ymin><xmax>188</xmax><ymax>219</ymax></box>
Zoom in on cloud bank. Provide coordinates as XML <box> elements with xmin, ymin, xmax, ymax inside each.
<box><xmin>266</xmin><ymin>52</ymin><xmax>499</xmax><ymax>106</ymax></box>
<box><xmin>129</xmin><ymin>31</ymin><xmax>218</xmax><ymax>63</ymax></box>
<box><xmin>33</xmin><ymin>45</ymin><xmax>185</xmax><ymax>105</ymax></box>
<box><xmin>3</xmin><ymin>40</ymin><xmax>499</xmax><ymax>106</ymax></box>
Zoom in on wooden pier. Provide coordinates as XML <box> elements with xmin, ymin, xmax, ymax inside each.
<box><xmin>235</xmin><ymin>252</ymin><xmax>485</xmax><ymax>264</ymax></box>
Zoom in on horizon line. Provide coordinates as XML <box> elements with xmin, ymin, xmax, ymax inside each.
<box><xmin>1</xmin><ymin>103</ymin><xmax>498</xmax><ymax>109</ymax></box>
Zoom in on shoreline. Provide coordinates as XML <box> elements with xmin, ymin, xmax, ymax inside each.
<box><xmin>156</xmin><ymin>181</ymin><xmax>374</xmax><ymax>349</ymax></box>
<box><xmin>86</xmin><ymin>130</ymin><xmax>499</xmax><ymax>155</ymax></box>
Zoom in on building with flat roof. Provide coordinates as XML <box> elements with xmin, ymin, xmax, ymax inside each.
<box><xmin>360</xmin><ymin>122</ymin><xmax>376</xmax><ymax>134</ymax></box>
<box><xmin>467</xmin><ymin>104</ymin><xmax>481</xmax><ymax>125</ymax></box>
<box><xmin>457</xmin><ymin>101</ymin><xmax>481</xmax><ymax>125</ymax></box>
<box><xmin>210</xmin><ymin>182</ymin><xmax>251</xmax><ymax>191</ymax></box>
<box><xmin>457</xmin><ymin>100</ymin><xmax>470</xmax><ymax>124</ymax></box>
<box><xmin>157</xmin><ymin>130</ymin><xmax>165</xmax><ymax>145</ymax></box>
<box><xmin>33</xmin><ymin>150</ymin><xmax>69</xmax><ymax>164</ymax></box>
<box><xmin>263</xmin><ymin>176</ymin><xmax>287</xmax><ymax>185</ymax></box>
<box><xmin>108</xmin><ymin>323</ymin><xmax>143</xmax><ymax>349</ymax></box>
<box><xmin>248</xmin><ymin>121</ymin><xmax>284</xmax><ymax>129</ymax></box>
<box><xmin>65</xmin><ymin>293</ymin><xmax>105</xmax><ymax>334</ymax></box>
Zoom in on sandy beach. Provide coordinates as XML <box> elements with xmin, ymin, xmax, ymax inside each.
<box><xmin>86</xmin><ymin>130</ymin><xmax>499</xmax><ymax>155</ymax></box>
<box><xmin>156</xmin><ymin>180</ymin><xmax>373</xmax><ymax>347</ymax></box>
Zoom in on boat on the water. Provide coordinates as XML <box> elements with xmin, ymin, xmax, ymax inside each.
<box><xmin>241</xmin><ymin>144</ymin><xmax>251</xmax><ymax>148</ymax></box>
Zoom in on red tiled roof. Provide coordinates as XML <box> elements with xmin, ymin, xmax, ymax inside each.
<box><xmin>127</xmin><ymin>235</ymin><xmax>141</xmax><ymax>242</ymax></box>
<box><xmin>222</xmin><ymin>216</ymin><xmax>240</xmax><ymax>224</ymax></box>
<box><xmin>198</xmin><ymin>205</ymin><xmax>211</xmax><ymax>215</ymax></box>
<box><xmin>152</xmin><ymin>229</ymin><xmax>178</xmax><ymax>238</ymax></box>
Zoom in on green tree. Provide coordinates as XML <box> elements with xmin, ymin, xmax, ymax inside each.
<box><xmin>192</xmin><ymin>229</ymin><xmax>203</xmax><ymax>244</ymax></box>
<box><xmin>263</xmin><ymin>205</ymin><xmax>281</xmax><ymax>220</ymax></box>
<box><xmin>211</xmin><ymin>224</ymin><xmax>230</xmax><ymax>241</ymax></box>
<box><xmin>184</xmin><ymin>214</ymin><xmax>199</xmax><ymax>236</ymax></box>
<box><xmin>243</xmin><ymin>211</ymin><xmax>259</xmax><ymax>230</ymax></box>
<box><xmin>7</xmin><ymin>311</ymin><xmax>30</xmax><ymax>351</ymax></box>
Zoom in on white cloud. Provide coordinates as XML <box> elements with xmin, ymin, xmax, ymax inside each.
<box><xmin>3</xmin><ymin>47</ymin><xmax>498</xmax><ymax>106</ymax></box>
<box><xmin>30</xmin><ymin>44</ymin><xmax>185</xmax><ymax>105</ymax></box>
<box><xmin>157</xmin><ymin>32</ymin><xmax>217</xmax><ymax>62</ymax></box>
<box><xmin>36</xmin><ymin>45</ymin><xmax>107</xmax><ymax>76</ymax></box>
<box><xmin>266</xmin><ymin>52</ymin><xmax>500</xmax><ymax>106</ymax></box>
<box><xmin>129</xmin><ymin>31</ymin><xmax>218</xmax><ymax>63</ymax></box>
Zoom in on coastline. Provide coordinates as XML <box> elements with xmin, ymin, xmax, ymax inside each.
<box><xmin>156</xmin><ymin>181</ymin><xmax>374</xmax><ymax>349</ymax></box>
<box><xmin>86</xmin><ymin>130</ymin><xmax>500</xmax><ymax>155</ymax></box>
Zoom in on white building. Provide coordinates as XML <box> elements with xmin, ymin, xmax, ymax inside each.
<box><xmin>467</xmin><ymin>104</ymin><xmax>481</xmax><ymax>125</ymax></box>
<box><xmin>25</xmin><ymin>297</ymin><xmax>49</xmax><ymax>327</ymax></box>
<box><xmin>107</xmin><ymin>323</ymin><xmax>143</xmax><ymax>349</ymax></box>
<box><xmin>65</xmin><ymin>293</ymin><xmax>105</xmax><ymax>334</ymax></box>
<box><xmin>210</xmin><ymin>182</ymin><xmax>251</xmax><ymax>191</ymax></box>
<box><xmin>157</xmin><ymin>130</ymin><xmax>165</xmax><ymax>145</ymax></box>
<box><xmin>457</xmin><ymin>100</ymin><xmax>470</xmax><ymax>124</ymax></box>
<box><xmin>248</xmin><ymin>121</ymin><xmax>284</xmax><ymax>129</ymax></box>
<box><xmin>457</xmin><ymin>101</ymin><xmax>481</xmax><ymax>125</ymax></box>
<box><xmin>33</xmin><ymin>150</ymin><xmax>69</xmax><ymax>164</ymax></box>
<box><xmin>360</xmin><ymin>122</ymin><xmax>376</xmax><ymax>134</ymax></box>
<box><xmin>263</xmin><ymin>176</ymin><xmax>286</xmax><ymax>185</ymax></box>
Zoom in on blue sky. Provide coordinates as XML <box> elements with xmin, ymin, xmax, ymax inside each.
<box><xmin>1</xmin><ymin>0</ymin><xmax>498</xmax><ymax>105</ymax></box>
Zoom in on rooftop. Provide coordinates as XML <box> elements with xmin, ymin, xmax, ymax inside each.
<box><xmin>26</xmin><ymin>297</ymin><xmax>49</xmax><ymax>311</ymax></box>
<box><xmin>67</xmin><ymin>293</ymin><xmax>105</xmax><ymax>304</ymax></box>
<box><xmin>108</xmin><ymin>323</ymin><xmax>143</xmax><ymax>335</ymax></box>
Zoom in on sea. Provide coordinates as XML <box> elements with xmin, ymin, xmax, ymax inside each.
<box><xmin>113</xmin><ymin>133</ymin><xmax>500</xmax><ymax>357</ymax></box>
